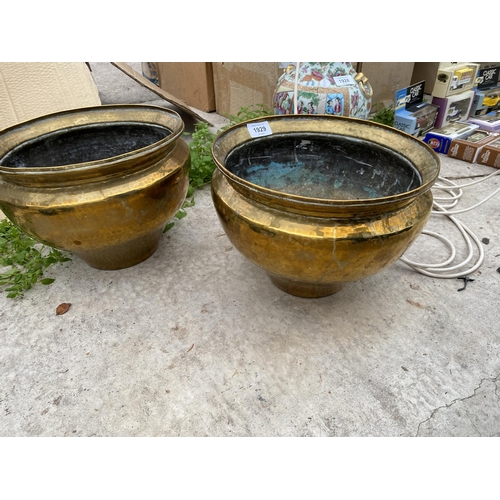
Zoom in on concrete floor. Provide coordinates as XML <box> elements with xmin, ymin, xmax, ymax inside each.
<box><xmin>1</xmin><ymin>62</ymin><xmax>499</xmax><ymax>437</ymax></box>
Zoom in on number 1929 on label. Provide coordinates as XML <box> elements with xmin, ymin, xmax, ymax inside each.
<box><xmin>247</xmin><ymin>121</ymin><xmax>273</xmax><ymax>138</ymax></box>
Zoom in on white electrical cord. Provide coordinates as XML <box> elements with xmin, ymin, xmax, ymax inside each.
<box><xmin>400</xmin><ymin>169</ymin><xmax>500</xmax><ymax>278</ymax></box>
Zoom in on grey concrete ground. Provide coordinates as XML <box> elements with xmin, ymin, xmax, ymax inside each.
<box><xmin>0</xmin><ymin>63</ymin><xmax>499</xmax><ymax>437</ymax></box>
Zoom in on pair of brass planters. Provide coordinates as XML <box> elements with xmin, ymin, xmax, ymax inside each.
<box><xmin>211</xmin><ymin>115</ymin><xmax>440</xmax><ymax>298</ymax></box>
<box><xmin>0</xmin><ymin>107</ymin><xmax>440</xmax><ymax>299</ymax></box>
<box><xmin>0</xmin><ymin>105</ymin><xmax>189</xmax><ymax>270</ymax></box>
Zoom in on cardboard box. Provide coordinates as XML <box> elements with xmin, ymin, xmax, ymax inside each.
<box><xmin>432</xmin><ymin>90</ymin><xmax>475</xmax><ymax>128</ymax></box>
<box><xmin>470</xmin><ymin>66</ymin><xmax>500</xmax><ymax>115</ymax></box>
<box><xmin>0</xmin><ymin>62</ymin><xmax>101</xmax><ymax>131</ymax></box>
<box><xmin>422</xmin><ymin>122</ymin><xmax>479</xmax><ymax>154</ymax></box>
<box><xmin>477</xmin><ymin>62</ymin><xmax>500</xmax><ymax>70</ymax></box>
<box><xmin>213</xmin><ymin>62</ymin><xmax>282</xmax><ymax>118</ymax></box>
<box><xmin>143</xmin><ymin>62</ymin><xmax>216</xmax><ymax>113</ymax></box>
<box><xmin>468</xmin><ymin>110</ymin><xmax>500</xmax><ymax>132</ymax></box>
<box><xmin>471</xmin><ymin>87</ymin><xmax>500</xmax><ymax>116</ymax></box>
<box><xmin>394</xmin><ymin>102</ymin><xmax>439</xmax><ymax>137</ymax></box>
<box><xmin>480</xmin><ymin>87</ymin><xmax>500</xmax><ymax>109</ymax></box>
<box><xmin>477</xmin><ymin>136</ymin><xmax>500</xmax><ymax>168</ymax></box>
<box><xmin>356</xmin><ymin>62</ymin><xmax>414</xmax><ymax>105</ymax></box>
<box><xmin>475</xmin><ymin>65</ymin><xmax>500</xmax><ymax>89</ymax></box>
<box><xmin>432</xmin><ymin>63</ymin><xmax>479</xmax><ymax>98</ymax></box>
<box><xmin>447</xmin><ymin>131</ymin><xmax>499</xmax><ymax>163</ymax></box>
<box><xmin>394</xmin><ymin>81</ymin><xmax>439</xmax><ymax>137</ymax></box>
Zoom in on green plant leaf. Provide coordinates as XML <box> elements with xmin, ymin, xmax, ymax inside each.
<box><xmin>0</xmin><ymin>219</ymin><xmax>71</xmax><ymax>299</ymax></box>
<box><xmin>182</xmin><ymin>197</ymin><xmax>195</xmax><ymax>208</ymax></box>
<box><xmin>175</xmin><ymin>209</ymin><xmax>187</xmax><ymax>220</ymax></box>
<box><xmin>163</xmin><ymin>222</ymin><xmax>175</xmax><ymax>233</ymax></box>
<box><xmin>370</xmin><ymin>103</ymin><xmax>395</xmax><ymax>127</ymax></box>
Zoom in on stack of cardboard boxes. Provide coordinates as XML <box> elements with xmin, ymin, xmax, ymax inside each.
<box><xmin>140</xmin><ymin>62</ymin><xmax>416</xmax><ymax>119</ymax></box>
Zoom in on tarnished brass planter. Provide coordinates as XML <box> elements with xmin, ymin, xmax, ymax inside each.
<box><xmin>211</xmin><ymin>115</ymin><xmax>440</xmax><ymax>298</ymax></box>
<box><xmin>0</xmin><ymin>105</ymin><xmax>189</xmax><ymax>269</ymax></box>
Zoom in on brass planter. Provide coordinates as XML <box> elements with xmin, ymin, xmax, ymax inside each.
<box><xmin>211</xmin><ymin>115</ymin><xmax>440</xmax><ymax>298</ymax></box>
<box><xmin>0</xmin><ymin>105</ymin><xmax>189</xmax><ymax>269</ymax></box>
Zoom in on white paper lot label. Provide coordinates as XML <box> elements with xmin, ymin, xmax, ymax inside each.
<box><xmin>333</xmin><ymin>75</ymin><xmax>356</xmax><ymax>86</ymax></box>
<box><xmin>247</xmin><ymin>121</ymin><xmax>272</xmax><ymax>137</ymax></box>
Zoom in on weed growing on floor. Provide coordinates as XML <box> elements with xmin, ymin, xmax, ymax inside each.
<box><xmin>0</xmin><ymin>219</ymin><xmax>71</xmax><ymax>299</ymax></box>
<box><xmin>224</xmin><ymin>104</ymin><xmax>274</xmax><ymax>128</ymax></box>
<box><xmin>165</xmin><ymin>104</ymin><xmax>273</xmax><ymax>232</ymax></box>
<box><xmin>186</xmin><ymin>121</ymin><xmax>217</xmax><ymax>198</ymax></box>
<box><xmin>370</xmin><ymin>103</ymin><xmax>395</xmax><ymax>127</ymax></box>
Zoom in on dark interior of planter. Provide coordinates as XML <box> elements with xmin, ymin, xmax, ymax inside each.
<box><xmin>0</xmin><ymin>123</ymin><xmax>171</xmax><ymax>167</ymax></box>
<box><xmin>225</xmin><ymin>134</ymin><xmax>422</xmax><ymax>200</ymax></box>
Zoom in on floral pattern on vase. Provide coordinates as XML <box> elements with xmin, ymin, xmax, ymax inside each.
<box><xmin>273</xmin><ymin>62</ymin><xmax>372</xmax><ymax>119</ymax></box>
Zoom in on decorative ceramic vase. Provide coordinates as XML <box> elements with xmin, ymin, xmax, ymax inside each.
<box><xmin>211</xmin><ymin>115</ymin><xmax>440</xmax><ymax>298</ymax></box>
<box><xmin>0</xmin><ymin>104</ymin><xmax>190</xmax><ymax>270</ymax></box>
<box><xmin>273</xmin><ymin>62</ymin><xmax>372</xmax><ymax>119</ymax></box>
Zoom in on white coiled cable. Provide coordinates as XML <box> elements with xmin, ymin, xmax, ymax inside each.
<box><xmin>400</xmin><ymin>169</ymin><xmax>500</xmax><ymax>278</ymax></box>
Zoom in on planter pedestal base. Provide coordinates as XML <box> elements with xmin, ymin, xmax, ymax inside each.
<box><xmin>74</xmin><ymin>229</ymin><xmax>163</xmax><ymax>270</ymax></box>
<box><xmin>268</xmin><ymin>274</ymin><xmax>343</xmax><ymax>299</ymax></box>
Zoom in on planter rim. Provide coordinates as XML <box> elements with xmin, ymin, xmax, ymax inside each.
<box><xmin>212</xmin><ymin>114</ymin><xmax>441</xmax><ymax>211</ymax></box>
<box><xmin>0</xmin><ymin>104</ymin><xmax>184</xmax><ymax>179</ymax></box>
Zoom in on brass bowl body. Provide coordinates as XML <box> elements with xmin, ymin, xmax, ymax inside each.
<box><xmin>211</xmin><ymin>115</ymin><xmax>440</xmax><ymax>298</ymax></box>
<box><xmin>0</xmin><ymin>105</ymin><xmax>189</xmax><ymax>270</ymax></box>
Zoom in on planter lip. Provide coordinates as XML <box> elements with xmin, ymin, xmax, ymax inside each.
<box><xmin>0</xmin><ymin>104</ymin><xmax>185</xmax><ymax>176</ymax></box>
<box><xmin>212</xmin><ymin>114</ymin><xmax>441</xmax><ymax>211</ymax></box>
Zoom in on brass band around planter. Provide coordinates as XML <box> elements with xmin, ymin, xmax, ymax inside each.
<box><xmin>0</xmin><ymin>105</ymin><xmax>190</xmax><ymax>270</ymax></box>
<box><xmin>211</xmin><ymin>114</ymin><xmax>440</xmax><ymax>298</ymax></box>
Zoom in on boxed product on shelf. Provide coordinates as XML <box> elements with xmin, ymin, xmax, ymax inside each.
<box><xmin>432</xmin><ymin>90</ymin><xmax>475</xmax><ymax>129</ymax></box>
<box><xmin>430</xmin><ymin>63</ymin><xmax>480</xmax><ymax>98</ymax></box>
<box><xmin>475</xmin><ymin>65</ymin><xmax>500</xmax><ymax>88</ymax></box>
<box><xmin>422</xmin><ymin>121</ymin><xmax>480</xmax><ymax>154</ymax></box>
<box><xmin>393</xmin><ymin>81</ymin><xmax>439</xmax><ymax>137</ymax></box>
<box><xmin>447</xmin><ymin>130</ymin><xmax>500</xmax><ymax>163</ymax></box>
<box><xmin>482</xmin><ymin>88</ymin><xmax>500</xmax><ymax>108</ymax></box>
<box><xmin>470</xmin><ymin>66</ymin><xmax>500</xmax><ymax>115</ymax></box>
<box><xmin>467</xmin><ymin>110</ymin><xmax>500</xmax><ymax>132</ymax></box>
<box><xmin>476</xmin><ymin>136</ymin><xmax>500</xmax><ymax>168</ymax></box>
<box><xmin>471</xmin><ymin>87</ymin><xmax>500</xmax><ymax>116</ymax></box>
